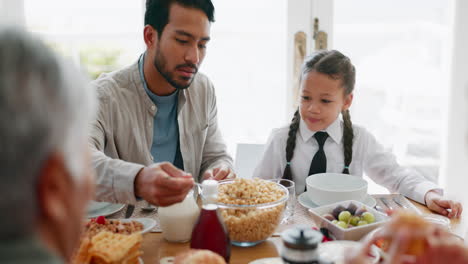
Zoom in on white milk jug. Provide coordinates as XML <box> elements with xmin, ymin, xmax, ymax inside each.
<box><xmin>158</xmin><ymin>190</ymin><xmax>200</xmax><ymax>242</ymax></box>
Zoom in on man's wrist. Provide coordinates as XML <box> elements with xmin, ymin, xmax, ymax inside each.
<box><xmin>134</xmin><ymin>167</ymin><xmax>145</xmax><ymax>199</ymax></box>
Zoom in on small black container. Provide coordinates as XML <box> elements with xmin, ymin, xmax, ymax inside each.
<box><xmin>280</xmin><ymin>226</ymin><xmax>333</xmax><ymax>264</ymax></box>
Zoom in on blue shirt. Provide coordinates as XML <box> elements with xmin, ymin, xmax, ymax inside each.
<box><xmin>138</xmin><ymin>53</ymin><xmax>184</xmax><ymax>169</ymax></box>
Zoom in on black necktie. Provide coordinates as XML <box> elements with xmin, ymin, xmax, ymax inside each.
<box><xmin>308</xmin><ymin>131</ymin><xmax>328</xmax><ymax>176</ymax></box>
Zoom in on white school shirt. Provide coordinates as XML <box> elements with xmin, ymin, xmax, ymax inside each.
<box><xmin>253</xmin><ymin>117</ymin><xmax>441</xmax><ymax>204</ymax></box>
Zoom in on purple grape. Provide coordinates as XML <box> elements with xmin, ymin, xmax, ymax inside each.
<box><xmin>322</xmin><ymin>213</ymin><xmax>336</xmax><ymax>221</ymax></box>
<box><xmin>346</xmin><ymin>203</ymin><xmax>358</xmax><ymax>215</ymax></box>
<box><xmin>331</xmin><ymin>205</ymin><xmax>346</xmax><ymax>219</ymax></box>
<box><xmin>354</xmin><ymin>207</ymin><xmax>368</xmax><ymax>216</ymax></box>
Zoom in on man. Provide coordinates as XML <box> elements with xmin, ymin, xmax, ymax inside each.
<box><xmin>90</xmin><ymin>0</ymin><xmax>234</xmax><ymax>207</ymax></box>
<box><xmin>0</xmin><ymin>28</ymin><xmax>96</xmax><ymax>263</ymax></box>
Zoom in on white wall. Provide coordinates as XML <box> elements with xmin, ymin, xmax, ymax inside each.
<box><xmin>203</xmin><ymin>0</ymin><xmax>288</xmax><ymax>154</ymax></box>
<box><xmin>441</xmin><ymin>0</ymin><xmax>468</xmax><ymax>203</ymax></box>
<box><xmin>0</xmin><ymin>0</ymin><xmax>25</xmax><ymax>26</ymax></box>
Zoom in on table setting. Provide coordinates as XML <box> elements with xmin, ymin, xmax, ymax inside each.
<box><xmin>83</xmin><ymin>173</ymin><xmax>465</xmax><ymax>264</ymax></box>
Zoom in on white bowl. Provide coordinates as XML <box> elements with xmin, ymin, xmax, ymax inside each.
<box><xmin>306</xmin><ymin>173</ymin><xmax>368</xmax><ymax>206</ymax></box>
<box><xmin>308</xmin><ymin>200</ymin><xmax>389</xmax><ymax>240</ymax></box>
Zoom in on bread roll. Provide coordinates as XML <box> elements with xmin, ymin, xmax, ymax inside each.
<box><xmin>174</xmin><ymin>249</ymin><xmax>226</xmax><ymax>264</ymax></box>
<box><xmin>381</xmin><ymin>211</ymin><xmax>431</xmax><ymax>256</ymax></box>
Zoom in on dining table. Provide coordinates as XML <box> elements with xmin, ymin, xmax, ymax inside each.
<box><xmin>115</xmin><ymin>194</ymin><xmax>467</xmax><ymax>264</ymax></box>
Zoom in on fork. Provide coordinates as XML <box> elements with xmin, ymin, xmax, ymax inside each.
<box><xmin>125</xmin><ymin>205</ymin><xmax>135</xmax><ymax>218</ymax></box>
<box><xmin>379</xmin><ymin>197</ymin><xmax>395</xmax><ymax>211</ymax></box>
<box><xmin>392</xmin><ymin>196</ymin><xmax>409</xmax><ymax>209</ymax></box>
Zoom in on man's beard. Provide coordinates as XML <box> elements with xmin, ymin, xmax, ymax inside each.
<box><xmin>153</xmin><ymin>49</ymin><xmax>198</xmax><ymax>90</ymax></box>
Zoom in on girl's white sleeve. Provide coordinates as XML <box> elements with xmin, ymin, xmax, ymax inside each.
<box><xmin>362</xmin><ymin>128</ymin><xmax>442</xmax><ymax>204</ymax></box>
<box><xmin>252</xmin><ymin>129</ymin><xmax>284</xmax><ymax>180</ymax></box>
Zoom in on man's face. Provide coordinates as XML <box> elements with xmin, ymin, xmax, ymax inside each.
<box><xmin>152</xmin><ymin>3</ymin><xmax>211</xmax><ymax>90</ymax></box>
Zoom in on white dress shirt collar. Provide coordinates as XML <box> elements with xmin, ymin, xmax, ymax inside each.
<box><xmin>299</xmin><ymin>117</ymin><xmax>342</xmax><ymax>144</ymax></box>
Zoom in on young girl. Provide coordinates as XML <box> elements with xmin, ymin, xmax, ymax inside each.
<box><xmin>253</xmin><ymin>50</ymin><xmax>462</xmax><ymax>218</ymax></box>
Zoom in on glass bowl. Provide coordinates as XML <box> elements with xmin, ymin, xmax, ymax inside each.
<box><xmin>216</xmin><ymin>179</ymin><xmax>289</xmax><ymax>247</ymax></box>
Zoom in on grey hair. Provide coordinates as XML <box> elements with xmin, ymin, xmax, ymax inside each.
<box><xmin>0</xmin><ymin>27</ymin><xmax>96</xmax><ymax>238</ymax></box>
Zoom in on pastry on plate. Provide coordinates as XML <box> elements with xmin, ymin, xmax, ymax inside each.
<box><xmin>374</xmin><ymin>211</ymin><xmax>431</xmax><ymax>256</ymax></box>
<box><xmin>71</xmin><ymin>231</ymin><xmax>142</xmax><ymax>264</ymax></box>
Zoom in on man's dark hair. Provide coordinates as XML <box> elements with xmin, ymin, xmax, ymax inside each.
<box><xmin>145</xmin><ymin>0</ymin><xmax>215</xmax><ymax>37</ymax></box>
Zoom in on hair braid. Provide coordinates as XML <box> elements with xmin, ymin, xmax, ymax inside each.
<box><xmin>282</xmin><ymin>110</ymin><xmax>300</xmax><ymax>181</ymax></box>
<box><xmin>341</xmin><ymin>109</ymin><xmax>354</xmax><ymax>174</ymax></box>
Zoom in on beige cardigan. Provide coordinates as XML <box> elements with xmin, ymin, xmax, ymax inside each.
<box><xmin>89</xmin><ymin>61</ymin><xmax>233</xmax><ymax>204</ymax></box>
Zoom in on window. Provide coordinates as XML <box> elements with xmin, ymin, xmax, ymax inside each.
<box><xmin>333</xmin><ymin>0</ymin><xmax>452</xmax><ymax>185</ymax></box>
<box><xmin>24</xmin><ymin>0</ymin><xmax>145</xmax><ymax>79</ymax></box>
<box><xmin>25</xmin><ymin>0</ymin><xmax>289</xmax><ymax>159</ymax></box>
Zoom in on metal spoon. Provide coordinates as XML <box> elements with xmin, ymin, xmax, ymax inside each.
<box><xmin>141</xmin><ymin>201</ymin><xmax>157</xmax><ymax>212</ymax></box>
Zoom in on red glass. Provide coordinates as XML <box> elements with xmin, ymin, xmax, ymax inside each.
<box><xmin>190</xmin><ymin>207</ymin><xmax>231</xmax><ymax>262</ymax></box>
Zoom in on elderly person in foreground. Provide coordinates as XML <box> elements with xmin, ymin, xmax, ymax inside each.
<box><xmin>0</xmin><ymin>27</ymin><xmax>96</xmax><ymax>263</ymax></box>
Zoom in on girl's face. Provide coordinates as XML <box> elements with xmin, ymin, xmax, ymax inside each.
<box><xmin>299</xmin><ymin>71</ymin><xmax>353</xmax><ymax>131</ymax></box>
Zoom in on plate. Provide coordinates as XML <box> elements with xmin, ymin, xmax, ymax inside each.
<box><xmin>249</xmin><ymin>257</ymin><xmax>282</xmax><ymax>264</ymax></box>
<box><xmin>423</xmin><ymin>214</ymin><xmax>451</xmax><ymax>229</ymax></box>
<box><xmin>318</xmin><ymin>241</ymin><xmax>379</xmax><ymax>264</ymax></box>
<box><xmin>248</xmin><ymin>241</ymin><xmax>379</xmax><ymax>264</ymax></box>
<box><xmin>298</xmin><ymin>192</ymin><xmax>376</xmax><ymax>209</ymax></box>
<box><xmin>119</xmin><ymin>218</ymin><xmax>157</xmax><ymax>234</ymax></box>
<box><xmin>87</xmin><ymin>201</ymin><xmax>125</xmax><ymax>218</ymax></box>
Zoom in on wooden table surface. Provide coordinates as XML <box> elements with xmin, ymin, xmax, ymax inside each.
<box><xmin>140</xmin><ymin>197</ymin><xmax>467</xmax><ymax>264</ymax></box>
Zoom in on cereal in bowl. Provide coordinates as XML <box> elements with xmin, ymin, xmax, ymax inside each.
<box><xmin>217</xmin><ymin>178</ymin><xmax>287</xmax><ymax>243</ymax></box>
<box><xmin>218</xmin><ymin>178</ymin><xmax>285</xmax><ymax>205</ymax></box>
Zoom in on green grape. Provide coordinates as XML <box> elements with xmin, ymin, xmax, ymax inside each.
<box><xmin>336</xmin><ymin>221</ymin><xmax>347</xmax><ymax>229</ymax></box>
<box><xmin>349</xmin><ymin>216</ymin><xmax>360</xmax><ymax>226</ymax></box>
<box><xmin>361</xmin><ymin>212</ymin><xmax>375</xmax><ymax>223</ymax></box>
<box><xmin>357</xmin><ymin>220</ymin><xmax>368</xmax><ymax>226</ymax></box>
<box><xmin>338</xmin><ymin>211</ymin><xmax>351</xmax><ymax>222</ymax></box>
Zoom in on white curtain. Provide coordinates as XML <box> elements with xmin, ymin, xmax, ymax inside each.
<box><xmin>0</xmin><ymin>0</ymin><xmax>25</xmax><ymax>26</ymax></box>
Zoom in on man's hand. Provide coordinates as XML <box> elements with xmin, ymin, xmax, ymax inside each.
<box><xmin>134</xmin><ymin>162</ymin><xmax>194</xmax><ymax>207</ymax></box>
<box><xmin>202</xmin><ymin>166</ymin><xmax>236</xmax><ymax>181</ymax></box>
<box><xmin>425</xmin><ymin>190</ymin><xmax>462</xmax><ymax>218</ymax></box>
